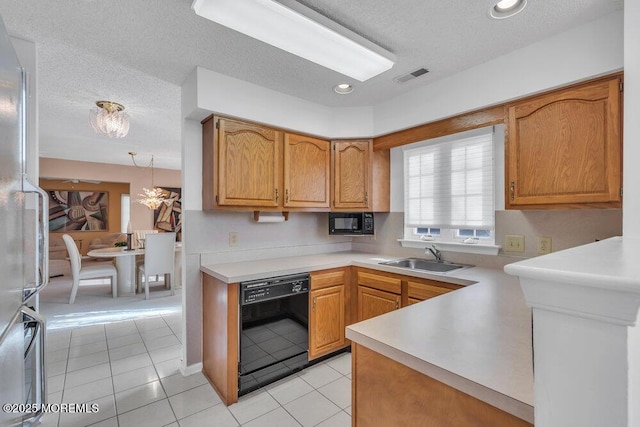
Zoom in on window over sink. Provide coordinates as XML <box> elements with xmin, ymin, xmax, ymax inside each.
<box><xmin>401</xmin><ymin>127</ymin><xmax>500</xmax><ymax>255</ymax></box>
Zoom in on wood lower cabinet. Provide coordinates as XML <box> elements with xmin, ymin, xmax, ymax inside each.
<box><xmin>407</xmin><ymin>280</ymin><xmax>462</xmax><ymax>303</ymax></box>
<box><xmin>202</xmin><ymin>273</ymin><xmax>239</xmax><ymax>405</ymax></box>
<box><xmin>201</xmin><ymin>266</ymin><xmax>467</xmax><ymax>406</ymax></box>
<box><xmin>352</xmin><ymin>344</ymin><xmax>533</xmax><ymax>427</ymax></box>
<box><xmin>358</xmin><ymin>286</ymin><xmax>400</xmax><ymax>322</ymax></box>
<box><xmin>506</xmin><ymin>75</ymin><xmax>622</xmax><ymax>209</ymax></box>
<box><xmin>284</xmin><ymin>133</ymin><xmax>330</xmax><ymax>208</ymax></box>
<box><xmin>356</xmin><ymin>267</ymin><xmax>464</xmax><ymax>319</ymax></box>
<box><xmin>356</xmin><ymin>268</ymin><xmax>402</xmax><ymax>321</ymax></box>
<box><xmin>309</xmin><ymin>268</ymin><xmax>348</xmax><ymax>360</ymax></box>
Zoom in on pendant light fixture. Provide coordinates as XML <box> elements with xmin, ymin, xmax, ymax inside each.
<box><xmin>89</xmin><ymin>101</ymin><xmax>130</xmax><ymax>138</ymax></box>
<box><xmin>128</xmin><ymin>152</ymin><xmax>168</xmax><ymax>210</ymax></box>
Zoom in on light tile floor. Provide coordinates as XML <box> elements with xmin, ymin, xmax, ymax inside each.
<box><xmin>40</xmin><ymin>315</ymin><xmax>352</xmax><ymax>427</ymax></box>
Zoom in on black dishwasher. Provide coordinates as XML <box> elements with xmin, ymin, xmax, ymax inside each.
<box><xmin>239</xmin><ymin>273</ymin><xmax>309</xmax><ymax>396</ymax></box>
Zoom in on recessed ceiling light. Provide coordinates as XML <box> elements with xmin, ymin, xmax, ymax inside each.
<box><xmin>489</xmin><ymin>0</ymin><xmax>527</xmax><ymax>19</ymax></box>
<box><xmin>334</xmin><ymin>84</ymin><xmax>354</xmax><ymax>95</ymax></box>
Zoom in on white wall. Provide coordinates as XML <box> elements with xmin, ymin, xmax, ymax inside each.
<box><xmin>624</xmin><ymin>2</ymin><xmax>640</xmax><ymax>424</ymax></box>
<box><xmin>624</xmin><ymin>3</ymin><xmax>640</xmax><ymax>237</ymax></box>
<box><xmin>184</xmin><ymin>67</ymin><xmax>374</xmax><ymax>139</ymax></box>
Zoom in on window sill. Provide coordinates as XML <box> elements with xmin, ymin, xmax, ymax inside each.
<box><xmin>398</xmin><ymin>239</ymin><xmax>501</xmax><ymax>256</ymax></box>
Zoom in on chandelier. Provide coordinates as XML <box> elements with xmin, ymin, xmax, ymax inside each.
<box><xmin>128</xmin><ymin>152</ymin><xmax>169</xmax><ymax>210</ymax></box>
<box><xmin>89</xmin><ymin>101</ymin><xmax>130</xmax><ymax>138</ymax></box>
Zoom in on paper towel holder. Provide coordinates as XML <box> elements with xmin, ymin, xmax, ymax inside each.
<box><xmin>254</xmin><ymin>211</ymin><xmax>289</xmax><ymax>223</ymax></box>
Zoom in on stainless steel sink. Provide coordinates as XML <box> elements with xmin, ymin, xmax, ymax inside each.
<box><xmin>379</xmin><ymin>258</ymin><xmax>472</xmax><ymax>273</ymax></box>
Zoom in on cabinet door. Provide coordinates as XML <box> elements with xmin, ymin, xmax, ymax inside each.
<box><xmin>506</xmin><ymin>77</ymin><xmax>622</xmax><ymax>208</ymax></box>
<box><xmin>332</xmin><ymin>140</ymin><xmax>372</xmax><ymax>210</ymax></box>
<box><xmin>284</xmin><ymin>134</ymin><xmax>330</xmax><ymax>208</ymax></box>
<box><xmin>358</xmin><ymin>286</ymin><xmax>400</xmax><ymax>322</ymax></box>
<box><xmin>407</xmin><ymin>280</ymin><xmax>461</xmax><ymax>303</ymax></box>
<box><xmin>309</xmin><ymin>285</ymin><xmax>345</xmax><ymax>360</ymax></box>
<box><xmin>218</xmin><ymin>118</ymin><xmax>281</xmax><ymax>207</ymax></box>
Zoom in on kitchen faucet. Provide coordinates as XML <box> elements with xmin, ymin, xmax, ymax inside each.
<box><xmin>427</xmin><ymin>245</ymin><xmax>442</xmax><ymax>262</ymax></box>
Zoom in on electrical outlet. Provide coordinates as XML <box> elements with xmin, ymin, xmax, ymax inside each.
<box><xmin>537</xmin><ymin>236</ymin><xmax>552</xmax><ymax>255</ymax></box>
<box><xmin>505</xmin><ymin>235</ymin><xmax>525</xmax><ymax>253</ymax></box>
<box><xmin>229</xmin><ymin>232</ymin><xmax>238</xmax><ymax>247</ymax></box>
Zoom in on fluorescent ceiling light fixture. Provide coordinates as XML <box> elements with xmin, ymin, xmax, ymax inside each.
<box><xmin>192</xmin><ymin>0</ymin><xmax>395</xmax><ymax>81</ymax></box>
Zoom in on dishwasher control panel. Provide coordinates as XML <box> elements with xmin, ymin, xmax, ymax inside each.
<box><xmin>240</xmin><ymin>273</ymin><xmax>309</xmax><ymax>305</ymax></box>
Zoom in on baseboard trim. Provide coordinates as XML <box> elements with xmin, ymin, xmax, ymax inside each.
<box><xmin>180</xmin><ymin>362</ymin><xmax>203</xmax><ymax>377</ymax></box>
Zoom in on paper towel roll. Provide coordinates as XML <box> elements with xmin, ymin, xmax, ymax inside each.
<box><xmin>256</xmin><ymin>215</ymin><xmax>285</xmax><ymax>223</ymax></box>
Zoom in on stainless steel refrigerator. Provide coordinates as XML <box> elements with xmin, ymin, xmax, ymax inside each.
<box><xmin>0</xmin><ymin>14</ymin><xmax>49</xmax><ymax>427</ymax></box>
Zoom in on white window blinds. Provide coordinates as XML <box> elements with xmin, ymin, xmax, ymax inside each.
<box><xmin>404</xmin><ymin>131</ymin><xmax>494</xmax><ymax>230</ymax></box>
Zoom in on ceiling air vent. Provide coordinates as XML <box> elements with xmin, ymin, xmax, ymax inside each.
<box><xmin>394</xmin><ymin>67</ymin><xmax>429</xmax><ymax>84</ymax></box>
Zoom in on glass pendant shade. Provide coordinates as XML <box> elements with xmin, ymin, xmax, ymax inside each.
<box><xmin>129</xmin><ymin>152</ymin><xmax>168</xmax><ymax>210</ymax></box>
<box><xmin>89</xmin><ymin>101</ymin><xmax>130</xmax><ymax>138</ymax></box>
<box><xmin>137</xmin><ymin>187</ymin><xmax>168</xmax><ymax>210</ymax></box>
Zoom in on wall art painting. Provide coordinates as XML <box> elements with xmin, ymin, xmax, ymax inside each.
<box><xmin>48</xmin><ymin>191</ymin><xmax>109</xmax><ymax>231</ymax></box>
<box><xmin>153</xmin><ymin>187</ymin><xmax>182</xmax><ymax>241</ymax></box>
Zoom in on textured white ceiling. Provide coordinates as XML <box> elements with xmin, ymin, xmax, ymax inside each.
<box><xmin>0</xmin><ymin>0</ymin><xmax>624</xmax><ymax>170</ymax></box>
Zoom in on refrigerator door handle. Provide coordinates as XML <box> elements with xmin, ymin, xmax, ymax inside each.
<box><xmin>23</xmin><ymin>313</ymin><xmax>40</xmax><ymax>360</ymax></box>
<box><xmin>22</xmin><ymin>178</ymin><xmax>49</xmax><ymax>301</ymax></box>
<box><xmin>21</xmin><ymin>306</ymin><xmax>46</xmax><ymax>426</ymax></box>
<box><xmin>20</xmin><ymin>67</ymin><xmax>49</xmax><ymax>301</ymax></box>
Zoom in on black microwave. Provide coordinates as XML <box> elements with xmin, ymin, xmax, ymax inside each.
<box><xmin>329</xmin><ymin>212</ymin><xmax>374</xmax><ymax>235</ymax></box>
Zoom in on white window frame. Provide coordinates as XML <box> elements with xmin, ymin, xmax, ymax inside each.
<box><xmin>399</xmin><ymin>127</ymin><xmax>501</xmax><ymax>255</ymax></box>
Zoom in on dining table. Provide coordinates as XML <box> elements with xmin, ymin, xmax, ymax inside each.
<box><xmin>87</xmin><ymin>243</ymin><xmax>182</xmax><ymax>295</ymax></box>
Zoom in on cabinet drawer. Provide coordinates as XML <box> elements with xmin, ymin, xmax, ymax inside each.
<box><xmin>358</xmin><ymin>286</ymin><xmax>400</xmax><ymax>322</ymax></box>
<box><xmin>311</xmin><ymin>269</ymin><xmax>346</xmax><ymax>290</ymax></box>
<box><xmin>357</xmin><ymin>271</ymin><xmax>401</xmax><ymax>294</ymax></box>
<box><xmin>407</xmin><ymin>281</ymin><xmax>461</xmax><ymax>301</ymax></box>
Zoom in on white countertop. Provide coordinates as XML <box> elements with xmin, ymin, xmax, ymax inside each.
<box><xmin>201</xmin><ymin>252</ymin><xmax>534</xmax><ymax>422</ymax></box>
<box><xmin>504</xmin><ymin>236</ymin><xmax>640</xmax><ymax>293</ymax></box>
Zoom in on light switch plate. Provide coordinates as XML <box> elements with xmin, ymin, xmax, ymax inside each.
<box><xmin>505</xmin><ymin>235</ymin><xmax>525</xmax><ymax>253</ymax></box>
<box><xmin>537</xmin><ymin>236</ymin><xmax>552</xmax><ymax>255</ymax></box>
<box><xmin>229</xmin><ymin>232</ymin><xmax>238</xmax><ymax>247</ymax></box>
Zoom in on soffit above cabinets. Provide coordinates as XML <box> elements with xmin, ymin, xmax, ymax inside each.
<box><xmin>0</xmin><ymin>0</ymin><xmax>623</xmax><ymax>169</ymax></box>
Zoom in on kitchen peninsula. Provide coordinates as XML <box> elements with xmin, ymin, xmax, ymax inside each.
<box><xmin>200</xmin><ymin>252</ymin><xmax>534</xmax><ymax>425</ymax></box>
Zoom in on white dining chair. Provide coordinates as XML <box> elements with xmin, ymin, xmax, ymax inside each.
<box><xmin>138</xmin><ymin>232</ymin><xmax>176</xmax><ymax>300</ymax></box>
<box><xmin>134</xmin><ymin>229</ymin><xmax>158</xmax><ymax>249</ymax></box>
<box><xmin>133</xmin><ymin>229</ymin><xmax>159</xmax><ymax>286</ymax></box>
<box><xmin>62</xmin><ymin>234</ymin><xmax>118</xmax><ymax>304</ymax></box>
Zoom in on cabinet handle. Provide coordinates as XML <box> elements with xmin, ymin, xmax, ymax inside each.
<box><xmin>313</xmin><ymin>296</ymin><xmax>316</xmax><ymax>311</ymax></box>
<box><xmin>275</xmin><ymin>188</ymin><xmax>279</xmax><ymax>202</ymax></box>
<box><xmin>364</xmin><ymin>192</ymin><xmax>369</xmax><ymax>204</ymax></box>
<box><xmin>510</xmin><ymin>182</ymin><xmax>515</xmax><ymax>201</ymax></box>
<box><xmin>395</xmin><ymin>300</ymin><xmax>399</xmax><ymax>309</ymax></box>
<box><xmin>285</xmin><ymin>189</ymin><xmax>289</xmax><ymax>203</ymax></box>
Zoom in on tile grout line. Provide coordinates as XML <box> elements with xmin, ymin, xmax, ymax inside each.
<box><xmin>103</xmin><ymin>322</ymin><xmax>121</xmax><ymax>427</ymax></box>
<box><xmin>132</xmin><ymin>316</ymin><xmax>179</xmax><ymax>425</ymax></box>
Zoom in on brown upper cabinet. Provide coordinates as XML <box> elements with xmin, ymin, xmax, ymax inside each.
<box><xmin>331</xmin><ymin>140</ymin><xmax>372</xmax><ymax>210</ymax></box>
<box><xmin>203</xmin><ymin>116</ymin><xmax>390</xmax><ymax>212</ymax></box>
<box><xmin>284</xmin><ymin>133</ymin><xmax>330</xmax><ymax>209</ymax></box>
<box><xmin>216</xmin><ymin>117</ymin><xmax>281</xmax><ymax>207</ymax></box>
<box><xmin>203</xmin><ymin>116</ymin><xmax>331</xmax><ymax>211</ymax></box>
<box><xmin>506</xmin><ymin>76</ymin><xmax>622</xmax><ymax>209</ymax></box>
